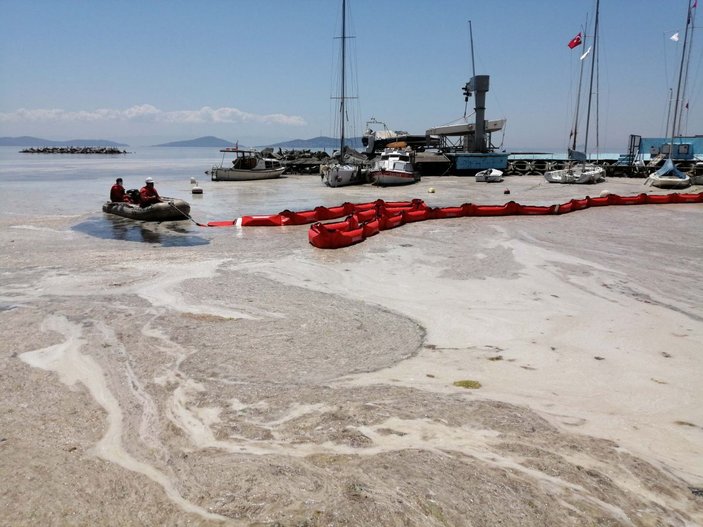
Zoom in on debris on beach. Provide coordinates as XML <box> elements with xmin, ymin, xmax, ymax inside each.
<box><xmin>453</xmin><ymin>379</ymin><xmax>482</xmax><ymax>389</ymax></box>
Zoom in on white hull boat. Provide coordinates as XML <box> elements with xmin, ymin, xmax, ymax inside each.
<box><xmin>369</xmin><ymin>148</ymin><xmax>419</xmax><ymax>186</ymax></box>
<box><xmin>321</xmin><ymin>163</ymin><xmax>365</xmax><ymax>187</ymax></box>
<box><xmin>645</xmin><ymin>158</ymin><xmax>691</xmax><ymax>189</ymax></box>
<box><xmin>544</xmin><ymin>164</ymin><xmax>605</xmax><ymax>184</ymax></box>
<box><xmin>475</xmin><ymin>168</ymin><xmax>504</xmax><ymax>182</ymax></box>
<box><xmin>209</xmin><ymin>147</ymin><xmax>285</xmax><ymax>181</ymax></box>
<box><xmin>321</xmin><ymin>0</ymin><xmax>370</xmax><ymax>188</ymax></box>
<box><xmin>546</xmin><ymin>1</ymin><xmax>605</xmax><ymax>186</ymax></box>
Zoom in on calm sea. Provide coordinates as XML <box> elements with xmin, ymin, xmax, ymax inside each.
<box><xmin>0</xmin><ymin>146</ymin><xmax>339</xmax><ymax>245</ymax></box>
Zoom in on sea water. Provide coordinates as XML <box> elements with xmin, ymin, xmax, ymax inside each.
<box><xmin>0</xmin><ymin>146</ymin><xmax>348</xmax><ymax>246</ymax></box>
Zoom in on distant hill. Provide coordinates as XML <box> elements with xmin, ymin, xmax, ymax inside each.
<box><xmin>268</xmin><ymin>136</ymin><xmax>363</xmax><ymax>149</ymax></box>
<box><xmin>153</xmin><ymin>136</ymin><xmax>236</xmax><ymax>147</ymax></box>
<box><xmin>0</xmin><ymin>136</ymin><xmax>128</xmax><ymax>147</ymax></box>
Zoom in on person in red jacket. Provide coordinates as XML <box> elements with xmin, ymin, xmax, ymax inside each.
<box><xmin>109</xmin><ymin>178</ymin><xmax>131</xmax><ymax>202</ymax></box>
<box><xmin>139</xmin><ymin>177</ymin><xmax>162</xmax><ymax>207</ymax></box>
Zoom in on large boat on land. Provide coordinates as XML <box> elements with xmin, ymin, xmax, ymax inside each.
<box><xmin>369</xmin><ymin>147</ymin><xmax>420</xmax><ymax>186</ymax></box>
<box><xmin>102</xmin><ymin>198</ymin><xmax>191</xmax><ymax>221</ymax></box>
<box><xmin>209</xmin><ymin>147</ymin><xmax>285</xmax><ymax>181</ymax></box>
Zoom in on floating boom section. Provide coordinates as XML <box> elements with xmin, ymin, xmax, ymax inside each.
<box><xmin>200</xmin><ymin>192</ymin><xmax>703</xmax><ymax>249</ymax></box>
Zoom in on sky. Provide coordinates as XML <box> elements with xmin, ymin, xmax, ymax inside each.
<box><xmin>0</xmin><ymin>0</ymin><xmax>701</xmax><ymax>151</ymax></box>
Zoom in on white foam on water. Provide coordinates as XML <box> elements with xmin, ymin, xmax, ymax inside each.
<box><xmin>20</xmin><ymin>315</ymin><xmax>231</xmax><ymax>524</ymax></box>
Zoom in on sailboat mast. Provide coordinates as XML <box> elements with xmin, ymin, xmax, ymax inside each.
<box><xmin>571</xmin><ymin>14</ymin><xmax>589</xmax><ymax>152</ymax></box>
<box><xmin>340</xmin><ymin>0</ymin><xmax>346</xmax><ymax>159</ymax></box>
<box><xmin>670</xmin><ymin>0</ymin><xmax>694</xmax><ymax>146</ymax></box>
<box><xmin>582</xmin><ymin>0</ymin><xmax>599</xmax><ymax>160</ymax></box>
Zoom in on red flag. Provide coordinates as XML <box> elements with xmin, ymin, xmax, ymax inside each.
<box><xmin>567</xmin><ymin>32</ymin><xmax>582</xmax><ymax>49</ymax></box>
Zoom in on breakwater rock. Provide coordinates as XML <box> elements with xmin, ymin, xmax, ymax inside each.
<box><xmin>20</xmin><ymin>146</ymin><xmax>128</xmax><ymax>154</ymax></box>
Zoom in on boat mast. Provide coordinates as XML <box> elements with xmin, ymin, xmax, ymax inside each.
<box><xmin>340</xmin><ymin>0</ymin><xmax>346</xmax><ymax>159</ymax></box>
<box><xmin>582</xmin><ymin>0</ymin><xmax>599</xmax><ymax>162</ymax></box>
<box><xmin>670</xmin><ymin>0</ymin><xmax>694</xmax><ymax>149</ymax></box>
<box><xmin>570</xmin><ymin>14</ymin><xmax>589</xmax><ymax>153</ymax></box>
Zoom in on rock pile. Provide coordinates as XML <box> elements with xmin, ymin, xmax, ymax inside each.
<box><xmin>20</xmin><ymin>146</ymin><xmax>128</xmax><ymax>154</ymax></box>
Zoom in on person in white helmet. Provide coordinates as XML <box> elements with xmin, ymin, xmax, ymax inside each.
<box><xmin>139</xmin><ymin>177</ymin><xmax>162</xmax><ymax>207</ymax></box>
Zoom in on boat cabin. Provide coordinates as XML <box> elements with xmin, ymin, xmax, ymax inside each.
<box><xmin>218</xmin><ymin>148</ymin><xmax>282</xmax><ymax>170</ymax></box>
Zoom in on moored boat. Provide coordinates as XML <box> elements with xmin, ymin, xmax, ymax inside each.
<box><xmin>320</xmin><ymin>0</ymin><xmax>369</xmax><ymax>188</ymax></box>
<box><xmin>102</xmin><ymin>198</ymin><xmax>191</xmax><ymax>221</ymax></box>
<box><xmin>369</xmin><ymin>147</ymin><xmax>420</xmax><ymax>186</ymax></box>
<box><xmin>209</xmin><ymin>147</ymin><xmax>285</xmax><ymax>181</ymax></box>
<box><xmin>645</xmin><ymin>158</ymin><xmax>691</xmax><ymax>188</ymax></box>
<box><xmin>545</xmin><ymin>164</ymin><xmax>605</xmax><ymax>184</ymax></box>
<box><xmin>475</xmin><ymin>168</ymin><xmax>504</xmax><ymax>182</ymax></box>
<box><xmin>544</xmin><ymin>0</ymin><xmax>605</xmax><ymax>185</ymax></box>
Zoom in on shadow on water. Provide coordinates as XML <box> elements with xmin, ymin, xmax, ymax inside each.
<box><xmin>72</xmin><ymin>215</ymin><xmax>210</xmax><ymax>246</ymax></box>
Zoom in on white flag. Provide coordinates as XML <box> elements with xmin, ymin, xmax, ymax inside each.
<box><xmin>580</xmin><ymin>46</ymin><xmax>592</xmax><ymax>60</ymax></box>
<box><xmin>671</xmin><ymin>32</ymin><xmax>680</xmax><ymax>41</ymax></box>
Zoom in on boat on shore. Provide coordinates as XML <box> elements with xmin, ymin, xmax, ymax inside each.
<box><xmin>646</xmin><ymin>158</ymin><xmax>691</xmax><ymax>188</ymax></box>
<box><xmin>544</xmin><ymin>164</ymin><xmax>604</xmax><ymax>184</ymax></box>
<box><xmin>209</xmin><ymin>147</ymin><xmax>285</xmax><ymax>181</ymax></box>
<box><xmin>320</xmin><ymin>0</ymin><xmax>369</xmax><ymax>188</ymax></box>
<box><xmin>369</xmin><ymin>147</ymin><xmax>420</xmax><ymax>186</ymax></box>
<box><xmin>643</xmin><ymin>0</ymin><xmax>696</xmax><ymax>189</ymax></box>
<box><xmin>102</xmin><ymin>198</ymin><xmax>191</xmax><ymax>221</ymax></box>
<box><xmin>544</xmin><ymin>0</ymin><xmax>605</xmax><ymax>185</ymax></box>
<box><xmin>475</xmin><ymin>168</ymin><xmax>504</xmax><ymax>182</ymax></box>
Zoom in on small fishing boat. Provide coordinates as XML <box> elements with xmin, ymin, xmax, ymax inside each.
<box><xmin>102</xmin><ymin>198</ymin><xmax>191</xmax><ymax>221</ymax></box>
<box><xmin>475</xmin><ymin>168</ymin><xmax>504</xmax><ymax>182</ymax></box>
<box><xmin>209</xmin><ymin>147</ymin><xmax>285</xmax><ymax>181</ymax></box>
<box><xmin>369</xmin><ymin>147</ymin><xmax>420</xmax><ymax>186</ymax></box>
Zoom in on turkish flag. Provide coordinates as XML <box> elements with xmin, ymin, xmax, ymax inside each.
<box><xmin>568</xmin><ymin>32</ymin><xmax>582</xmax><ymax>49</ymax></box>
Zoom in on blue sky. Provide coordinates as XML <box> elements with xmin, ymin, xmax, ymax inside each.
<box><xmin>0</xmin><ymin>0</ymin><xmax>701</xmax><ymax>151</ymax></box>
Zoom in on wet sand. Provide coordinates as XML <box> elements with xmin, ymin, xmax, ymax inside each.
<box><xmin>1</xmin><ymin>175</ymin><xmax>702</xmax><ymax>525</ymax></box>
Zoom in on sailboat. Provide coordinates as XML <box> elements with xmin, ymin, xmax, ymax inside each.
<box><xmin>646</xmin><ymin>0</ymin><xmax>695</xmax><ymax>189</ymax></box>
<box><xmin>545</xmin><ymin>0</ymin><xmax>605</xmax><ymax>184</ymax></box>
<box><xmin>321</xmin><ymin>0</ymin><xmax>368</xmax><ymax>188</ymax></box>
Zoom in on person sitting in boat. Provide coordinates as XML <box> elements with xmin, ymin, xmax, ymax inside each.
<box><xmin>139</xmin><ymin>177</ymin><xmax>162</xmax><ymax>207</ymax></box>
<box><xmin>109</xmin><ymin>177</ymin><xmax>131</xmax><ymax>203</ymax></box>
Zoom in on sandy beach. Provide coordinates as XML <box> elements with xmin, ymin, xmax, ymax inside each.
<box><xmin>1</xmin><ymin>174</ymin><xmax>702</xmax><ymax>526</ymax></box>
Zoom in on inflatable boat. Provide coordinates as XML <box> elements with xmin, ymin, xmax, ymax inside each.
<box><xmin>102</xmin><ymin>198</ymin><xmax>191</xmax><ymax>222</ymax></box>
